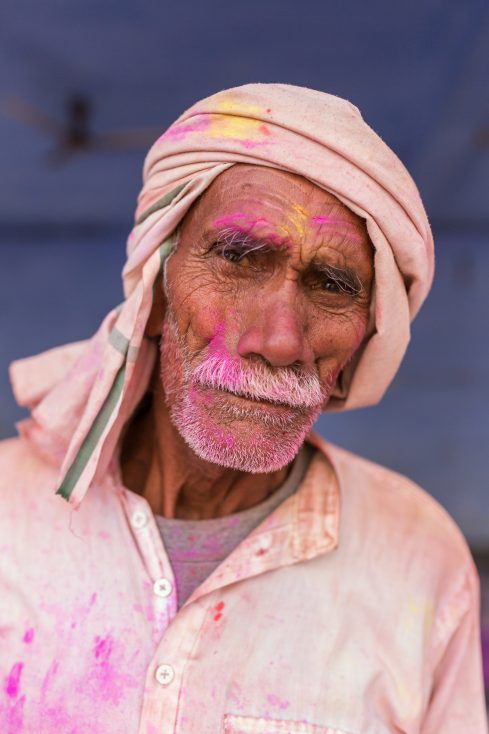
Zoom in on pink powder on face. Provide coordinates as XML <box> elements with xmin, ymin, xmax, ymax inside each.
<box><xmin>213</xmin><ymin>212</ymin><xmax>246</xmax><ymax>228</ymax></box>
<box><xmin>160</xmin><ymin>308</ymin><xmax>329</xmax><ymax>473</ymax></box>
<box><xmin>22</xmin><ymin>628</ymin><xmax>34</xmax><ymax>644</ymax></box>
<box><xmin>212</xmin><ymin>215</ymin><xmax>287</xmax><ymax>246</ymax></box>
<box><xmin>311</xmin><ymin>215</ymin><xmax>366</xmax><ymax>244</ymax></box>
<box><xmin>5</xmin><ymin>661</ymin><xmax>23</xmax><ymax>698</ymax></box>
<box><xmin>213</xmin><ymin>213</ymin><xmax>270</xmax><ymax>232</ymax></box>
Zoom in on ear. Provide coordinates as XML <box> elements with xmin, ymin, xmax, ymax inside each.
<box><xmin>145</xmin><ymin>278</ymin><xmax>167</xmax><ymax>338</ymax></box>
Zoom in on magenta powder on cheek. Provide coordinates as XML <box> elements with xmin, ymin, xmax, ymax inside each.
<box><xmin>159</xmin><ymin>307</ymin><xmax>331</xmax><ymax>473</ymax></box>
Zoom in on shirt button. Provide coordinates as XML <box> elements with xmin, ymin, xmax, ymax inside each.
<box><xmin>155</xmin><ymin>664</ymin><xmax>174</xmax><ymax>686</ymax></box>
<box><xmin>153</xmin><ymin>578</ymin><xmax>172</xmax><ymax>598</ymax></box>
<box><xmin>131</xmin><ymin>510</ymin><xmax>147</xmax><ymax>529</ymax></box>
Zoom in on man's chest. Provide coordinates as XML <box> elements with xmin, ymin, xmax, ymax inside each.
<box><xmin>1</xmin><ymin>542</ymin><xmax>429</xmax><ymax>734</ymax></box>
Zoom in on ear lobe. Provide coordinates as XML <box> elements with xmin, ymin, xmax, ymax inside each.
<box><xmin>145</xmin><ymin>280</ymin><xmax>167</xmax><ymax>337</ymax></box>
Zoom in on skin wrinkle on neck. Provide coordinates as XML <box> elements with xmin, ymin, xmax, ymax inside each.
<box><xmin>122</xmin><ymin>164</ymin><xmax>374</xmax><ymax>520</ymax></box>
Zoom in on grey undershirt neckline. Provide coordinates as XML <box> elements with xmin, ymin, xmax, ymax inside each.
<box><xmin>155</xmin><ymin>443</ymin><xmax>314</xmax><ymax>608</ymax></box>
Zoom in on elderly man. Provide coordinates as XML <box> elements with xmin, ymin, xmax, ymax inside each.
<box><xmin>0</xmin><ymin>84</ymin><xmax>487</xmax><ymax>733</ymax></box>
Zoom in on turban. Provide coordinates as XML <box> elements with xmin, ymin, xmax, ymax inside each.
<box><xmin>10</xmin><ymin>83</ymin><xmax>434</xmax><ymax>508</ymax></box>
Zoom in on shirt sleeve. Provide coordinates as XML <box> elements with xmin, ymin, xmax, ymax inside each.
<box><xmin>422</xmin><ymin>563</ymin><xmax>488</xmax><ymax>733</ymax></box>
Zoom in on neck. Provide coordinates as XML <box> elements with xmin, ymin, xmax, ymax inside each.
<box><xmin>121</xmin><ymin>376</ymin><xmax>290</xmax><ymax>519</ymax></box>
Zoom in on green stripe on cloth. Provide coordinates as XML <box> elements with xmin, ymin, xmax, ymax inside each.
<box><xmin>159</xmin><ymin>238</ymin><xmax>174</xmax><ymax>261</ymax></box>
<box><xmin>56</xmin><ymin>366</ymin><xmax>126</xmax><ymax>501</ymax></box>
<box><xmin>136</xmin><ymin>182</ymin><xmax>187</xmax><ymax>225</ymax></box>
<box><xmin>150</xmin><ymin>237</ymin><xmax>175</xmax><ymax>303</ymax></box>
<box><xmin>108</xmin><ymin>327</ymin><xmax>130</xmax><ymax>356</ymax></box>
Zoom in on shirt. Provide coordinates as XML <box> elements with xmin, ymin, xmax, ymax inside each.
<box><xmin>156</xmin><ymin>444</ymin><xmax>313</xmax><ymax>607</ymax></box>
<box><xmin>0</xmin><ymin>432</ymin><xmax>486</xmax><ymax>733</ymax></box>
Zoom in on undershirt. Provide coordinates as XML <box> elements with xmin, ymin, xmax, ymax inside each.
<box><xmin>155</xmin><ymin>443</ymin><xmax>314</xmax><ymax>608</ymax></box>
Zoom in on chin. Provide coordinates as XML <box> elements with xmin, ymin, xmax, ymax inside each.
<box><xmin>169</xmin><ymin>391</ymin><xmax>320</xmax><ymax>474</ymax></box>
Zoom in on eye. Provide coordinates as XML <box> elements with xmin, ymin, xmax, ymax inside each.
<box><xmin>305</xmin><ymin>265</ymin><xmax>363</xmax><ymax>299</ymax></box>
<box><xmin>221</xmin><ymin>248</ymin><xmax>250</xmax><ymax>265</ymax></box>
<box><xmin>320</xmin><ymin>277</ymin><xmax>355</xmax><ymax>294</ymax></box>
<box><xmin>321</xmin><ymin>278</ymin><xmax>341</xmax><ymax>292</ymax></box>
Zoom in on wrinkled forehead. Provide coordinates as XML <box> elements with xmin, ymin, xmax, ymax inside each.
<box><xmin>180</xmin><ymin>163</ymin><xmax>372</xmax><ymax>253</ymax></box>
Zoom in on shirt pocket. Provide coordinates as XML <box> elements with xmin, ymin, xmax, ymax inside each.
<box><xmin>223</xmin><ymin>714</ymin><xmax>354</xmax><ymax>734</ymax></box>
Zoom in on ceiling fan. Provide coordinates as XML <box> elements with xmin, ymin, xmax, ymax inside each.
<box><xmin>474</xmin><ymin>127</ymin><xmax>489</xmax><ymax>147</ymax></box>
<box><xmin>4</xmin><ymin>93</ymin><xmax>163</xmax><ymax>164</ymax></box>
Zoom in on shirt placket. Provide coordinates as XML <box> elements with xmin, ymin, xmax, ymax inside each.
<box><xmin>121</xmin><ymin>488</ymin><xmax>211</xmax><ymax>734</ymax></box>
<box><xmin>115</xmin><ymin>447</ymin><xmax>339</xmax><ymax>734</ymax></box>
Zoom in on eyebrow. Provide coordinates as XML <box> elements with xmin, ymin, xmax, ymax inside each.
<box><xmin>206</xmin><ymin>225</ymin><xmax>286</xmax><ymax>256</ymax></box>
<box><xmin>207</xmin><ymin>225</ymin><xmax>366</xmax><ymax>294</ymax></box>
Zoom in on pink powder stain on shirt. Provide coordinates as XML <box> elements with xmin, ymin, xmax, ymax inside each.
<box><xmin>132</xmin><ymin>602</ymin><xmax>157</xmax><ymax>624</ymax></box>
<box><xmin>213</xmin><ymin>601</ymin><xmax>225</xmax><ymax>621</ymax></box>
<box><xmin>266</xmin><ymin>692</ymin><xmax>290</xmax><ymax>710</ymax></box>
<box><xmin>5</xmin><ymin>661</ymin><xmax>23</xmax><ymax>698</ymax></box>
<box><xmin>37</xmin><ymin>663</ymin><xmax>108</xmax><ymax>734</ymax></box>
<box><xmin>40</xmin><ymin>659</ymin><xmax>59</xmax><ymax>700</ymax></box>
<box><xmin>22</xmin><ymin>628</ymin><xmax>34</xmax><ymax>644</ymax></box>
<box><xmin>0</xmin><ymin>695</ymin><xmax>26</xmax><ymax>734</ymax></box>
<box><xmin>94</xmin><ymin>634</ymin><xmax>113</xmax><ymax>660</ymax></box>
<box><xmin>85</xmin><ymin>634</ymin><xmax>139</xmax><ymax>706</ymax></box>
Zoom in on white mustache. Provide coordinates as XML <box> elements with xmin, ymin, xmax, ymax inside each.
<box><xmin>191</xmin><ymin>353</ymin><xmax>327</xmax><ymax>409</ymax></box>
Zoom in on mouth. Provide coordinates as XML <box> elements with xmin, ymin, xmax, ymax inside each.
<box><xmin>196</xmin><ymin>384</ymin><xmax>307</xmax><ymax>414</ymax></box>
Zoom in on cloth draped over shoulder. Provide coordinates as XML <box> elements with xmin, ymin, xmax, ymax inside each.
<box><xmin>9</xmin><ymin>83</ymin><xmax>435</xmax><ymax>508</ymax></box>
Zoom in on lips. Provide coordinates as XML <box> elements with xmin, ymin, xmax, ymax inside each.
<box><xmin>194</xmin><ymin>385</ymin><xmax>308</xmax><ymax>420</ymax></box>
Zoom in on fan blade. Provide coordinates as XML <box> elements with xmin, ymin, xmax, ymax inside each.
<box><xmin>2</xmin><ymin>96</ymin><xmax>63</xmax><ymax>137</ymax></box>
<box><xmin>92</xmin><ymin>126</ymin><xmax>163</xmax><ymax>151</ymax></box>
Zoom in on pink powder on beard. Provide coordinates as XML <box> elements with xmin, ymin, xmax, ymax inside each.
<box><xmin>161</xmin><ymin>306</ymin><xmax>325</xmax><ymax>472</ymax></box>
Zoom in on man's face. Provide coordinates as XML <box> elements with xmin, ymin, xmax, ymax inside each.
<box><xmin>159</xmin><ymin>165</ymin><xmax>374</xmax><ymax>473</ymax></box>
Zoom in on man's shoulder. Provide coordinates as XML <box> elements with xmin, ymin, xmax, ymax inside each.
<box><xmin>309</xmin><ymin>433</ymin><xmax>475</xmax><ymax>576</ymax></box>
<box><xmin>0</xmin><ymin>435</ymin><xmax>57</xmax><ymax>496</ymax></box>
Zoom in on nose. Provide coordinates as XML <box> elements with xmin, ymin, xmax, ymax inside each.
<box><xmin>236</xmin><ymin>288</ymin><xmax>313</xmax><ymax>368</ymax></box>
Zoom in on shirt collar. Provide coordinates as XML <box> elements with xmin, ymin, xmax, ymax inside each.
<box><xmin>182</xmin><ymin>432</ymin><xmax>340</xmax><ymax>607</ymax></box>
